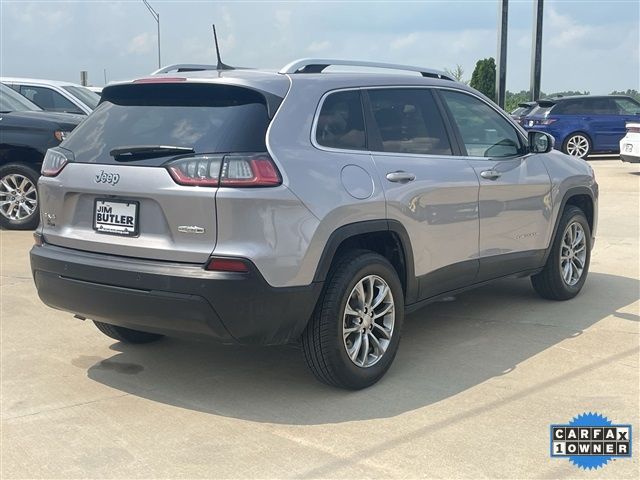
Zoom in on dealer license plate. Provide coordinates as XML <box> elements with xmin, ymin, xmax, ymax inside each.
<box><xmin>93</xmin><ymin>199</ymin><xmax>139</xmax><ymax>237</ymax></box>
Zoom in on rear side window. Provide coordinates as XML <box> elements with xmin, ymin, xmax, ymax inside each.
<box><xmin>316</xmin><ymin>90</ymin><xmax>366</xmax><ymax>150</ymax></box>
<box><xmin>613</xmin><ymin>97</ymin><xmax>640</xmax><ymax>114</ymax></box>
<box><xmin>367</xmin><ymin>88</ymin><xmax>452</xmax><ymax>155</ymax></box>
<box><xmin>63</xmin><ymin>83</ymin><xmax>275</xmax><ymax>166</ymax></box>
<box><xmin>19</xmin><ymin>85</ymin><xmax>81</xmax><ymax>114</ymax></box>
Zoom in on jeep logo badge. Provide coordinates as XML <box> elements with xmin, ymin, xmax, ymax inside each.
<box><xmin>95</xmin><ymin>170</ymin><xmax>120</xmax><ymax>186</ymax></box>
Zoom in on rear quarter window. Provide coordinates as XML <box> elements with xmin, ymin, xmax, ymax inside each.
<box><xmin>315</xmin><ymin>90</ymin><xmax>366</xmax><ymax>150</ymax></box>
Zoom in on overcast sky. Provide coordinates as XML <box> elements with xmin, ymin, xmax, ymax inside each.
<box><xmin>1</xmin><ymin>0</ymin><xmax>638</xmax><ymax>94</ymax></box>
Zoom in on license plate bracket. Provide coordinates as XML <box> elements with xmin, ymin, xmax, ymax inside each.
<box><xmin>93</xmin><ymin>199</ymin><xmax>139</xmax><ymax>237</ymax></box>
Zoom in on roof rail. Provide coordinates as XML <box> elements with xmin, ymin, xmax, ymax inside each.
<box><xmin>150</xmin><ymin>64</ymin><xmax>219</xmax><ymax>75</ymax></box>
<box><xmin>279</xmin><ymin>58</ymin><xmax>454</xmax><ymax>81</ymax></box>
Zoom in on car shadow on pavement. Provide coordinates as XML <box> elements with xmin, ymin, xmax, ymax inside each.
<box><xmin>85</xmin><ymin>272</ymin><xmax>638</xmax><ymax>425</ymax></box>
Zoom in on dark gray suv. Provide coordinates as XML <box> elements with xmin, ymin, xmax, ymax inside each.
<box><xmin>31</xmin><ymin>59</ymin><xmax>598</xmax><ymax>389</ymax></box>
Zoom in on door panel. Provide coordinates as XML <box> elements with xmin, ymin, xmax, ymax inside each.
<box><xmin>466</xmin><ymin>156</ymin><xmax>552</xmax><ymax>280</ymax></box>
<box><xmin>364</xmin><ymin>88</ymin><xmax>480</xmax><ymax>301</ymax></box>
<box><xmin>438</xmin><ymin>89</ymin><xmax>552</xmax><ymax>281</ymax></box>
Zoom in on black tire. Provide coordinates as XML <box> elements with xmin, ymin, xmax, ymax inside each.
<box><xmin>562</xmin><ymin>132</ymin><xmax>592</xmax><ymax>159</ymax></box>
<box><xmin>0</xmin><ymin>163</ymin><xmax>40</xmax><ymax>230</ymax></box>
<box><xmin>301</xmin><ymin>250</ymin><xmax>404</xmax><ymax>389</ymax></box>
<box><xmin>531</xmin><ymin>206</ymin><xmax>591</xmax><ymax>300</ymax></box>
<box><xmin>93</xmin><ymin>321</ymin><xmax>164</xmax><ymax>344</ymax></box>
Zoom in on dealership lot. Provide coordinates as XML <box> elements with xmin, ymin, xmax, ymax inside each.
<box><xmin>1</xmin><ymin>159</ymin><xmax>638</xmax><ymax>478</ymax></box>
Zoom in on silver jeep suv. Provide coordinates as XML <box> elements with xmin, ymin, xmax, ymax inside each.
<box><xmin>31</xmin><ymin>59</ymin><xmax>598</xmax><ymax>389</ymax></box>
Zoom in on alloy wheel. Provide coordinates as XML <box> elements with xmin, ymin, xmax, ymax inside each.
<box><xmin>0</xmin><ymin>174</ymin><xmax>38</xmax><ymax>221</ymax></box>
<box><xmin>565</xmin><ymin>135</ymin><xmax>589</xmax><ymax>158</ymax></box>
<box><xmin>560</xmin><ymin>221</ymin><xmax>587</xmax><ymax>286</ymax></box>
<box><xmin>342</xmin><ymin>274</ymin><xmax>395</xmax><ymax>368</ymax></box>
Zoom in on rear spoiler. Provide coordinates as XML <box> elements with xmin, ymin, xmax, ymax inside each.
<box><xmin>536</xmin><ymin>99</ymin><xmax>556</xmax><ymax>108</ymax></box>
<box><xmin>518</xmin><ymin>102</ymin><xmax>537</xmax><ymax>108</ymax></box>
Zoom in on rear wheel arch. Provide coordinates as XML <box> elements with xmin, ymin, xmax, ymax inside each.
<box><xmin>0</xmin><ymin>145</ymin><xmax>44</xmax><ymax>168</ymax></box>
<box><xmin>313</xmin><ymin>220</ymin><xmax>418</xmax><ymax>304</ymax></box>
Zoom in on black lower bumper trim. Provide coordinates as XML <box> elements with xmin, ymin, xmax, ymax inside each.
<box><xmin>621</xmin><ymin>153</ymin><xmax>640</xmax><ymax>163</ymax></box>
<box><xmin>30</xmin><ymin>244</ymin><xmax>322</xmax><ymax>345</ymax></box>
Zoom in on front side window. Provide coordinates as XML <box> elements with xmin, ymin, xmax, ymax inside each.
<box><xmin>316</xmin><ymin>90</ymin><xmax>366</xmax><ymax>150</ymax></box>
<box><xmin>367</xmin><ymin>88</ymin><xmax>452</xmax><ymax>155</ymax></box>
<box><xmin>440</xmin><ymin>90</ymin><xmax>523</xmax><ymax>158</ymax></box>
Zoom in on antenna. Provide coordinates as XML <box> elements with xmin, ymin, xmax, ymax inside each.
<box><xmin>212</xmin><ymin>24</ymin><xmax>233</xmax><ymax>70</ymax></box>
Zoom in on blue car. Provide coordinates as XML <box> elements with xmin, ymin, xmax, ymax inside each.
<box><xmin>524</xmin><ymin>95</ymin><xmax>640</xmax><ymax>158</ymax></box>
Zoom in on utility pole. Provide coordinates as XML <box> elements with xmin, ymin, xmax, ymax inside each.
<box><xmin>495</xmin><ymin>0</ymin><xmax>509</xmax><ymax>108</ymax></box>
<box><xmin>142</xmin><ymin>0</ymin><xmax>161</xmax><ymax>69</ymax></box>
<box><xmin>530</xmin><ymin>0</ymin><xmax>544</xmax><ymax>101</ymax></box>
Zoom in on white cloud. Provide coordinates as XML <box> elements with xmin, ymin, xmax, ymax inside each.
<box><xmin>391</xmin><ymin>33</ymin><xmax>419</xmax><ymax>50</ymax></box>
<box><xmin>307</xmin><ymin>40</ymin><xmax>331</xmax><ymax>53</ymax></box>
<box><xmin>126</xmin><ymin>32</ymin><xmax>155</xmax><ymax>55</ymax></box>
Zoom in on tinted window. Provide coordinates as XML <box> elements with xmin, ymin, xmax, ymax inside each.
<box><xmin>613</xmin><ymin>97</ymin><xmax>640</xmax><ymax>114</ymax></box>
<box><xmin>0</xmin><ymin>83</ymin><xmax>41</xmax><ymax>112</ymax></box>
<box><xmin>555</xmin><ymin>98</ymin><xmax>619</xmax><ymax>115</ymax></box>
<box><xmin>19</xmin><ymin>85</ymin><xmax>81</xmax><ymax>113</ymax></box>
<box><xmin>64</xmin><ymin>83</ymin><xmax>274</xmax><ymax>166</ymax></box>
<box><xmin>316</xmin><ymin>90</ymin><xmax>366</xmax><ymax>150</ymax></box>
<box><xmin>441</xmin><ymin>90</ymin><xmax>522</xmax><ymax>158</ymax></box>
<box><xmin>367</xmin><ymin>89</ymin><xmax>452</xmax><ymax>155</ymax></box>
<box><xmin>63</xmin><ymin>85</ymin><xmax>100</xmax><ymax>109</ymax></box>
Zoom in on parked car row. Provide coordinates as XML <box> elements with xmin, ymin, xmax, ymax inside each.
<box><xmin>0</xmin><ymin>78</ymin><xmax>98</xmax><ymax>229</ymax></box>
<box><xmin>510</xmin><ymin>95</ymin><xmax>640</xmax><ymax>159</ymax></box>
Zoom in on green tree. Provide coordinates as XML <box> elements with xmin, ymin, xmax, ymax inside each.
<box><xmin>610</xmin><ymin>89</ymin><xmax>640</xmax><ymax>102</ymax></box>
<box><xmin>444</xmin><ymin>64</ymin><xmax>466</xmax><ymax>84</ymax></box>
<box><xmin>469</xmin><ymin>58</ymin><xmax>496</xmax><ymax>101</ymax></box>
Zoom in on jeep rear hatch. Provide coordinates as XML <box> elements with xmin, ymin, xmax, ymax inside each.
<box><xmin>39</xmin><ymin>82</ymin><xmax>281</xmax><ymax>263</ymax></box>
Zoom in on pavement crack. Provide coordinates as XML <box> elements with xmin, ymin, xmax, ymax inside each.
<box><xmin>3</xmin><ymin>392</ymin><xmax>131</xmax><ymax>421</ymax></box>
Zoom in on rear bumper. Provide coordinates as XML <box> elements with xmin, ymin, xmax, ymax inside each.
<box><xmin>30</xmin><ymin>244</ymin><xmax>322</xmax><ymax>345</ymax></box>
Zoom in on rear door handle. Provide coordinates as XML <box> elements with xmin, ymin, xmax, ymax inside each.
<box><xmin>480</xmin><ymin>169</ymin><xmax>502</xmax><ymax>180</ymax></box>
<box><xmin>386</xmin><ymin>171</ymin><xmax>416</xmax><ymax>183</ymax></box>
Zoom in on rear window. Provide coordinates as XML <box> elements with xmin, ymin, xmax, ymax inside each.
<box><xmin>63</xmin><ymin>83</ymin><xmax>275</xmax><ymax>165</ymax></box>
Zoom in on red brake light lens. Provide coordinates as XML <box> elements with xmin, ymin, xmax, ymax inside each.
<box><xmin>167</xmin><ymin>153</ymin><xmax>281</xmax><ymax>188</ymax></box>
<box><xmin>41</xmin><ymin>149</ymin><xmax>71</xmax><ymax>177</ymax></box>
<box><xmin>167</xmin><ymin>155</ymin><xmax>222</xmax><ymax>186</ymax></box>
<box><xmin>627</xmin><ymin>126</ymin><xmax>640</xmax><ymax>134</ymax></box>
<box><xmin>205</xmin><ymin>257</ymin><xmax>249</xmax><ymax>273</ymax></box>
<box><xmin>220</xmin><ymin>154</ymin><xmax>281</xmax><ymax>187</ymax></box>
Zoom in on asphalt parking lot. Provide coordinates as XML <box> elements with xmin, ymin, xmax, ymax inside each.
<box><xmin>1</xmin><ymin>158</ymin><xmax>638</xmax><ymax>479</ymax></box>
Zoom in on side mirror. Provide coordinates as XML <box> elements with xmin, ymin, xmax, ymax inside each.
<box><xmin>528</xmin><ymin>131</ymin><xmax>554</xmax><ymax>154</ymax></box>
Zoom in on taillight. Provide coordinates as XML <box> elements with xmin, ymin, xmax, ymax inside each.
<box><xmin>205</xmin><ymin>257</ymin><xmax>249</xmax><ymax>273</ymax></box>
<box><xmin>167</xmin><ymin>155</ymin><xmax>223</xmax><ymax>186</ymax></box>
<box><xmin>167</xmin><ymin>153</ymin><xmax>281</xmax><ymax>188</ymax></box>
<box><xmin>41</xmin><ymin>148</ymin><xmax>71</xmax><ymax>177</ymax></box>
<box><xmin>627</xmin><ymin>126</ymin><xmax>640</xmax><ymax>133</ymax></box>
<box><xmin>220</xmin><ymin>154</ymin><xmax>281</xmax><ymax>187</ymax></box>
<box><xmin>540</xmin><ymin>119</ymin><xmax>557</xmax><ymax>125</ymax></box>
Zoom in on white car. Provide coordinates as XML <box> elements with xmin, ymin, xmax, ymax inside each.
<box><xmin>1</xmin><ymin>77</ymin><xmax>100</xmax><ymax>115</ymax></box>
<box><xmin>620</xmin><ymin>122</ymin><xmax>640</xmax><ymax>163</ymax></box>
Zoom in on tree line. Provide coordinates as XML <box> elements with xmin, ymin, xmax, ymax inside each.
<box><xmin>445</xmin><ymin>58</ymin><xmax>640</xmax><ymax>113</ymax></box>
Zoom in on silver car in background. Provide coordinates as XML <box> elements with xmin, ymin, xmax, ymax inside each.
<box><xmin>30</xmin><ymin>59</ymin><xmax>598</xmax><ymax>389</ymax></box>
<box><xmin>2</xmin><ymin>77</ymin><xmax>99</xmax><ymax>115</ymax></box>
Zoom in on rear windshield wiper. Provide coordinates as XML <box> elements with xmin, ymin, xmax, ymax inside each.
<box><xmin>109</xmin><ymin>145</ymin><xmax>195</xmax><ymax>161</ymax></box>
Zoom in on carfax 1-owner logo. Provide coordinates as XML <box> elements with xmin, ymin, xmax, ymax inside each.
<box><xmin>550</xmin><ymin>412</ymin><xmax>633</xmax><ymax>470</ymax></box>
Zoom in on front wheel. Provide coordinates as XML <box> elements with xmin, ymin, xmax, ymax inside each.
<box><xmin>563</xmin><ymin>133</ymin><xmax>592</xmax><ymax>159</ymax></box>
<box><xmin>531</xmin><ymin>206</ymin><xmax>591</xmax><ymax>300</ymax></box>
<box><xmin>301</xmin><ymin>250</ymin><xmax>404</xmax><ymax>389</ymax></box>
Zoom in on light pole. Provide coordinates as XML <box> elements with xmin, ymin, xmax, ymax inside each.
<box><xmin>142</xmin><ymin>0</ymin><xmax>161</xmax><ymax>69</ymax></box>
<box><xmin>496</xmin><ymin>0</ymin><xmax>509</xmax><ymax>108</ymax></box>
